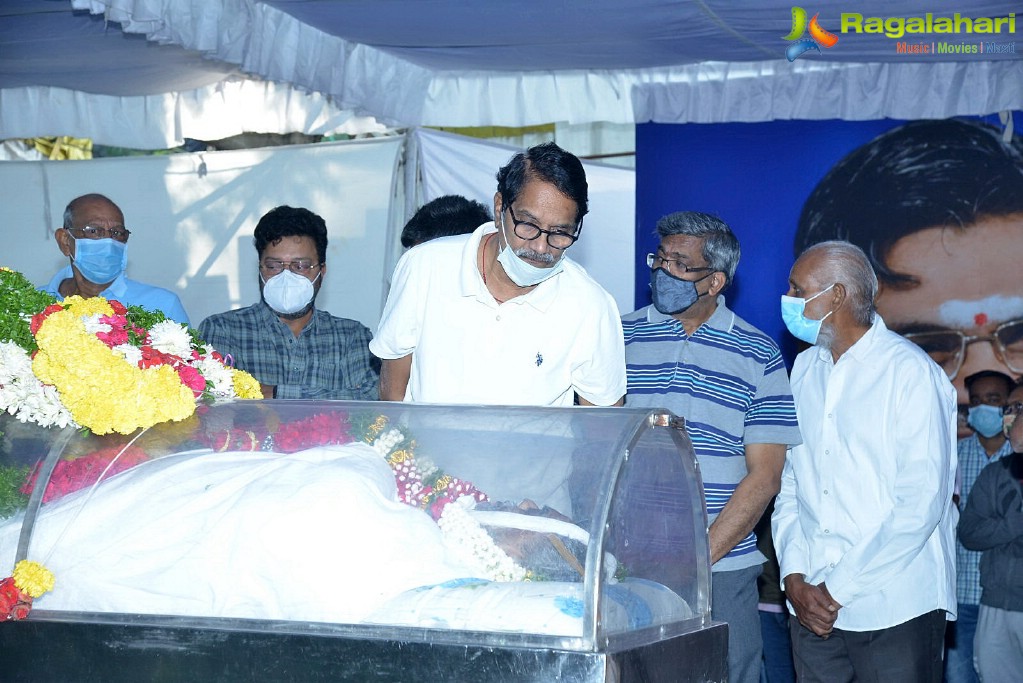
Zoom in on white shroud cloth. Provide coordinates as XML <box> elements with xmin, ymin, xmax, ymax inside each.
<box><xmin>0</xmin><ymin>444</ymin><xmax>477</xmax><ymax>623</ymax></box>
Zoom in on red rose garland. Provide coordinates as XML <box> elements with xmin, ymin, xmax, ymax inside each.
<box><xmin>0</xmin><ymin>576</ymin><xmax>32</xmax><ymax>621</ymax></box>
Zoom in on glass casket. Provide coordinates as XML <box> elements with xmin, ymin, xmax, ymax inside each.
<box><xmin>0</xmin><ymin>400</ymin><xmax>726</xmax><ymax>682</ymax></box>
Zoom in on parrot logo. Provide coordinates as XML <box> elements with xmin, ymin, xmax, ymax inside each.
<box><xmin>783</xmin><ymin>7</ymin><xmax>839</xmax><ymax>61</ymax></box>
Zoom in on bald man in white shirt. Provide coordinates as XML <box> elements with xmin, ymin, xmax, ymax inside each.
<box><xmin>772</xmin><ymin>241</ymin><xmax>957</xmax><ymax>683</ymax></box>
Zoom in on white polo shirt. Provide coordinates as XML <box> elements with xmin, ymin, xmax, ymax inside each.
<box><xmin>371</xmin><ymin>222</ymin><xmax>626</xmax><ymax>406</ymax></box>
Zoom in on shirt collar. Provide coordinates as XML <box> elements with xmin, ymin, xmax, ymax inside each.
<box><xmin>813</xmin><ymin>314</ymin><xmax>888</xmax><ymax>363</ymax></box>
<box><xmin>458</xmin><ymin>222</ymin><xmax>494</xmax><ymax>298</ymax></box>
<box><xmin>257</xmin><ymin>299</ymin><xmax>320</xmax><ymax>335</ymax></box>
<box><xmin>459</xmin><ymin>221</ymin><xmax>565</xmax><ymax>312</ymax></box>
<box><xmin>49</xmin><ymin>264</ymin><xmax>129</xmax><ymax>300</ymax></box>
<box><xmin>645</xmin><ymin>295</ymin><xmax>733</xmax><ymax>334</ymax></box>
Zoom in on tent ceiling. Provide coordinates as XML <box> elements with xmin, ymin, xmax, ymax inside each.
<box><xmin>1</xmin><ymin>0</ymin><xmax>238</xmax><ymax>95</ymax></box>
<box><xmin>262</xmin><ymin>0</ymin><xmax>1018</xmax><ymax>69</ymax></box>
<box><xmin>1</xmin><ymin>0</ymin><xmax>1020</xmax><ymax>147</ymax></box>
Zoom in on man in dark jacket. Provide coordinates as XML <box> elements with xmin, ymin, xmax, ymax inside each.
<box><xmin>959</xmin><ymin>380</ymin><xmax>1023</xmax><ymax>683</ymax></box>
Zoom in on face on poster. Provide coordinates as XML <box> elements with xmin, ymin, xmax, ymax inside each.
<box><xmin>636</xmin><ymin>113</ymin><xmax>1023</xmax><ymax>438</ymax></box>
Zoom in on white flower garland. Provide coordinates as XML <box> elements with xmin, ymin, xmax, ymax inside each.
<box><xmin>368</xmin><ymin>429</ymin><xmax>527</xmax><ymax>582</ymax></box>
<box><xmin>0</xmin><ymin>341</ymin><xmax>75</xmax><ymax>429</ymax></box>
<box><xmin>371</xmin><ymin>428</ymin><xmax>404</xmax><ymax>457</ymax></box>
<box><xmin>192</xmin><ymin>347</ymin><xmax>240</xmax><ymax>398</ymax></box>
<box><xmin>148</xmin><ymin>320</ymin><xmax>194</xmax><ymax>358</ymax></box>
<box><xmin>437</xmin><ymin>496</ymin><xmax>528</xmax><ymax>582</ymax></box>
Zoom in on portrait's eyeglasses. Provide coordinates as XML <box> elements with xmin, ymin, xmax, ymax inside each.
<box><xmin>66</xmin><ymin>225</ymin><xmax>131</xmax><ymax>243</ymax></box>
<box><xmin>646</xmin><ymin>253</ymin><xmax>714</xmax><ymax>276</ymax></box>
<box><xmin>1003</xmin><ymin>402</ymin><xmax>1023</xmax><ymax>417</ymax></box>
<box><xmin>260</xmin><ymin>259</ymin><xmax>321</xmax><ymax>275</ymax></box>
<box><xmin>902</xmin><ymin>319</ymin><xmax>1023</xmax><ymax>380</ymax></box>
<box><xmin>506</xmin><ymin>205</ymin><xmax>580</xmax><ymax>249</ymax></box>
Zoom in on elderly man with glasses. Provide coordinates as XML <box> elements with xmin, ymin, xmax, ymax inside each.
<box><xmin>198</xmin><ymin>205</ymin><xmax>378</xmax><ymax>400</ymax></box>
<box><xmin>43</xmin><ymin>193</ymin><xmax>189</xmax><ymax>324</ymax></box>
<box><xmin>622</xmin><ymin>211</ymin><xmax>801</xmax><ymax>683</ymax></box>
<box><xmin>371</xmin><ymin>142</ymin><xmax>625</xmax><ymax>406</ymax></box>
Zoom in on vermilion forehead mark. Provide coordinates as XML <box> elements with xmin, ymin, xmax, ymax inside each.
<box><xmin>938</xmin><ymin>295</ymin><xmax>1023</xmax><ymax>329</ymax></box>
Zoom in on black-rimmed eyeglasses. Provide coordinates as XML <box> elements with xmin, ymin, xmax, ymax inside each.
<box><xmin>506</xmin><ymin>205</ymin><xmax>580</xmax><ymax>249</ymax></box>
<box><xmin>646</xmin><ymin>253</ymin><xmax>714</xmax><ymax>275</ymax></box>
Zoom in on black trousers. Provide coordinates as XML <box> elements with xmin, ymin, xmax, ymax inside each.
<box><xmin>789</xmin><ymin>609</ymin><xmax>947</xmax><ymax>683</ymax></box>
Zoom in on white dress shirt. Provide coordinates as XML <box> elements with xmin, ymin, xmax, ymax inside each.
<box><xmin>773</xmin><ymin>316</ymin><xmax>958</xmax><ymax>631</ymax></box>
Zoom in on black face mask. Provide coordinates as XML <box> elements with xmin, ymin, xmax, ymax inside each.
<box><xmin>650</xmin><ymin>267</ymin><xmax>710</xmax><ymax>315</ymax></box>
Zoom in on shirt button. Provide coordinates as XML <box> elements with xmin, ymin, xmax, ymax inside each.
<box><xmin>496</xmin><ymin>315</ymin><xmax>501</xmax><ymax>321</ymax></box>
<box><xmin>824</xmin><ymin>529</ymin><xmax>830</xmax><ymax>534</ymax></box>
<box><xmin>827</xmin><ymin>413</ymin><xmax>833</xmax><ymax>418</ymax></box>
<box><xmin>823</xmin><ymin>489</ymin><xmax>829</xmax><ymax>495</ymax></box>
<box><xmin>829</xmin><ymin>563</ymin><xmax>835</xmax><ymax>568</ymax></box>
<box><xmin>825</xmin><ymin>450</ymin><xmax>830</xmax><ymax>455</ymax></box>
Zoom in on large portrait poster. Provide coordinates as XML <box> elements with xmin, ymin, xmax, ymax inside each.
<box><xmin>635</xmin><ymin>111</ymin><xmax>1023</xmax><ymax>421</ymax></box>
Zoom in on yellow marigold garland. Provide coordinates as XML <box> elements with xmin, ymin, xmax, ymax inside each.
<box><xmin>60</xmin><ymin>295</ymin><xmax>114</xmax><ymax>319</ymax></box>
<box><xmin>12</xmin><ymin>560</ymin><xmax>55</xmax><ymax>599</ymax></box>
<box><xmin>231</xmin><ymin>368</ymin><xmax>263</xmax><ymax>400</ymax></box>
<box><xmin>363</xmin><ymin>415</ymin><xmax>389</xmax><ymax>443</ymax></box>
<box><xmin>32</xmin><ymin>297</ymin><xmax>195</xmax><ymax>435</ymax></box>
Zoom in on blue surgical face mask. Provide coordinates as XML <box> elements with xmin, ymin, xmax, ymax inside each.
<box><xmin>780</xmin><ymin>284</ymin><xmax>835</xmax><ymax>345</ymax></box>
<box><xmin>968</xmin><ymin>404</ymin><xmax>1004</xmax><ymax>438</ymax></box>
<box><xmin>650</xmin><ymin>266</ymin><xmax>711</xmax><ymax>315</ymax></box>
<box><xmin>495</xmin><ymin>217</ymin><xmax>565</xmax><ymax>287</ymax></box>
<box><xmin>70</xmin><ymin>235</ymin><xmax>127</xmax><ymax>285</ymax></box>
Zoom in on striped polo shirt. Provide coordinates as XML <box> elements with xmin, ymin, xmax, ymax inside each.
<box><xmin>623</xmin><ymin>298</ymin><xmax>802</xmax><ymax>572</ymax></box>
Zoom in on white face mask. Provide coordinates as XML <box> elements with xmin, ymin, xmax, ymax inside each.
<box><xmin>494</xmin><ymin>215</ymin><xmax>565</xmax><ymax>287</ymax></box>
<box><xmin>261</xmin><ymin>269</ymin><xmax>319</xmax><ymax>315</ymax></box>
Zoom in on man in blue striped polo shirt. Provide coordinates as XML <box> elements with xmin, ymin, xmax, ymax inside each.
<box><xmin>623</xmin><ymin>211</ymin><xmax>801</xmax><ymax>683</ymax></box>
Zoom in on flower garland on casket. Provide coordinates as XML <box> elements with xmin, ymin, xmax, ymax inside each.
<box><xmin>0</xmin><ymin>267</ymin><xmax>262</xmax><ymax>435</ymax></box>
<box><xmin>0</xmin><ymin>408</ymin><xmax>533</xmax><ymax>618</ymax></box>
<box><xmin>205</xmin><ymin>412</ymin><xmax>527</xmax><ymax>581</ymax></box>
<box><xmin>0</xmin><ymin>266</ymin><xmax>262</xmax><ymax>618</ymax></box>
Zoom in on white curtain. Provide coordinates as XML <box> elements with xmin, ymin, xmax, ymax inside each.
<box><xmin>0</xmin><ymin>79</ymin><xmax>385</xmax><ymax>150</ymax></box>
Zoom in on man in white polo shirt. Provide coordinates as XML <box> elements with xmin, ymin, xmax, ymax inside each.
<box><xmin>371</xmin><ymin>142</ymin><xmax>625</xmax><ymax>406</ymax></box>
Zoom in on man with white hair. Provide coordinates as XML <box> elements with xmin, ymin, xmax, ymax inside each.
<box><xmin>772</xmin><ymin>240</ymin><xmax>958</xmax><ymax>682</ymax></box>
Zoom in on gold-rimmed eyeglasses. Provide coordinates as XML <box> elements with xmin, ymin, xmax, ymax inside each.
<box><xmin>260</xmin><ymin>259</ymin><xmax>322</xmax><ymax>275</ymax></box>
<box><xmin>902</xmin><ymin>319</ymin><xmax>1023</xmax><ymax>380</ymax></box>
<box><xmin>66</xmin><ymin>225</ymin><xmax>131</xmax><ymax>243</ymax></box>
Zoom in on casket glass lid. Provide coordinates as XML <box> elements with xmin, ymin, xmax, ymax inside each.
<box><xmin>0</xmin><ymin>400</ymin><xmax>710</xmax><ymax>651</ymax></box>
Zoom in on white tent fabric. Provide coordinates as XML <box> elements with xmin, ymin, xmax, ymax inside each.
<box><xmin>2</xmin><ymin>1</ymin><xmax>1020</xmax><ymax>148</ymax></box>
<box><xmin>632</xmin><ymin>60</ymin><xmax>1023</xmax><ymax>124</ymax></box>
<box><xmin>416</xmin><ymin>129</ymin><xmax>636</xmax><ymax>314</ymax></box>
<box><xmin>0</xmin><ymin>79</ymin><xmax>385</xmax><ymax>149</ymax></box>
